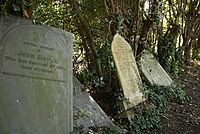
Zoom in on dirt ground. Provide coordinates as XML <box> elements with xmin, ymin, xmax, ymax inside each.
<box><xmin>91</xmin><ymin>61</ymin><xmax>200</xmax><ymax>134</ymax></box>
<box><xmin>160</xmin><ymin>61</ymin><xmax>200</xmax><ymax>134</ymax></box>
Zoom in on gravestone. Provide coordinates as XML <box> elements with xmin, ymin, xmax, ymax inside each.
<box><xmin>111</xmin><ymin>33</ymin><xmax>145</xmax><ymax>120</ymax></box>
<box><xmin>73</xmin><ymin>76</ymin><xmax>113</xmax><ymax>132</ymax></box>
<box><xmin>0</xmin><ymin>15</ymin><xmax>73</xmax><ymax>133</ymax></box>
<box><xmin>73</xmin><ymin>75</ymin><xmax>84</xmax><ymax>94</ymax></box>
<box><xmin>140</xmin><ymin>50</ymin><xmax>173</xmax><ymax>86</ymax></box>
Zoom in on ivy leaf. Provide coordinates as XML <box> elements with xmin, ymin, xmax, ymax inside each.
<box><xmin>13</xmin><ymin>4</ymin><xmax>21</xmax><ymax>12</ymax></box>
<box><xmin>111</xmin><ymin>61</ymin><xmax>114</xmax><ymax>68</ymax></box>
<box><xmin>23</xmin><ymin>0</ymin><xmax>29</xmax><ymax>7</ymax></box>
<box><xmin>15</xmin><ymin>0</ymin><xmax>20</xmax><ymax>3</ymax></box>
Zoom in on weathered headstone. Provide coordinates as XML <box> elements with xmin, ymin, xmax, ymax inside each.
<box><xmin>73</xmin><ymin>75</ymin><xmax>84</xmax><ymax>94</ymax></box>
<box><xmin>73</xmin><ymin>76</ymin><xmax>113</xmax><ymax>132</ymax></box>
<box><xmin>111</xmin><ymin>33</ymin><xmax>145</xmax><ymax>120</ymax></box>
<box><xmin>0</xmin><ymin>15</ymin><xmax>73</xmax><ymax>133</ymax></box>
<box><xmin>140</xmin><ymin>50</ymin><xmax>173</xmax><ymax>86</ymax></box>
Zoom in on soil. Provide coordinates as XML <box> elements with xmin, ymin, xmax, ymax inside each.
<box><xmin>160</xmin><ymin>61</ymin><xmax>200</xmax><ymax>134</ymax></box>
<box><xmin>90</xmin><ymin>61</ymin><xmax>200</xmax><ymax>134</ymax></box>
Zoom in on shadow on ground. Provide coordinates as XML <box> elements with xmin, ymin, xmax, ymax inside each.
<box><xmin>160</xmin><ymin>61</ymin><xmax>200</xmax><ymax>134</ymax></box>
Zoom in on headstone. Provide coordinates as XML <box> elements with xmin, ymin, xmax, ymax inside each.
<box><xmin>73</xmin><ymin>76</ymin><xmax>113</xmax><ymax>132</ymax></box>
<box><xmin>0</xmin><ymin>15</ymin><xmax>73</xmax><ymax>134</ymax></box>
<box><xmin>140</xmin><ymin>50</ymin><xmax>173</xmax><ymax>86</ymax></box>
<box><xmin>111</xmin><ymin>33</ymin><xmax>145</xmax><ymax>120</ymax></box>
<box><xmin>73</xmin><ymin>75</ymin><xmax>84</xmax><ymax>94</ymax></box>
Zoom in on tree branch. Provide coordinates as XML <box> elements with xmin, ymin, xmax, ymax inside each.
<box><xmin>68</xmin><ymin>0</ymin><xmax>103</xmax><ymax>77</ymax></box>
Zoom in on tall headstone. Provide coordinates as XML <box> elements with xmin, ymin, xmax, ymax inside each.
<box><xmin>140</xmin><ymin>50</ymin><xmax>173</xmax><ymax>86</ymax></box>
<box><xmin>111</xmin><ymin>33</ymin><xmax>145</xmax><ymax>120</ymax></box>
<box><xmin>0</xmin><ymin>15</ymin><xmax>73</xmax><ymax>133</ymax></box>
<box><xmin>73</xmin><ymin>76</ymin><xmax>113</xmax><ymax>132</ymax></box>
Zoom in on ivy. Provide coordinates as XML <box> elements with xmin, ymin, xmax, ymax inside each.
<box><xmin>127</xmin><ymin>83</ymin><xmax>189</xmax><ymax>133</ymax></box>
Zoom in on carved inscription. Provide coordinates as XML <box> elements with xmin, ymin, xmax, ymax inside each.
<box><xmin>140</xmin><ymin>50</ymin><xmax>173</xmax><ymax>86</ymax></box>
<box><xmin>1</xmin><ymin>27</ymin><xmax>68</xmax><ymax>83</ymax></box>
<box><xmin>0</xmin><ymin>15</ymin><xmax>73</xmax><ymax>134</ymax></box>
<box><xmin>111</xmin><ymin>34</ymin><xmax>145</xmax><ymax>110</ymax></box>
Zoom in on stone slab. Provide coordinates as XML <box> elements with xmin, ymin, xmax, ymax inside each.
<box><xmin>73</xmin><ymin>75</ymin><xmax>84</xmax><ymax>94</ymax></box>
<box><xmin>0</xmin><ymin>15</ymin><xmax>73</xmax><ymax>134</ymax></box>
<box><xmin>111</xmin><ymin>33</ymin><xmax>145</xmax><ymax>120</ymax></box>
<box><xmin>140</xmin><ymin>50</ymin><xmax>173</xmax><ymax>86</ymax></box>
<box><xmin>73</xmin><ymin>76</ymin><xmax>113</xmax><ymax>132</ymax></box>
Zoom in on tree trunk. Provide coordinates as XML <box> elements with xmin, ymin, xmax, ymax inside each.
<box><xmin>192</xmin><ymin>38</ymin><xmax>200</xmax><ymax>59</ymax></box>
<box><xmin>69</xmin><ymin>0</ymin><xmax>103</xmax><ymax>77</ymax></box>
<box><xmin>137</xmin><ymin>18</ymin><xmax>151</xmax><ymax>56</ymax></box>
<box><xmin>183</xmin><ymin>37</ymin><xmax>191</xmax><ymax>65</ymax></box>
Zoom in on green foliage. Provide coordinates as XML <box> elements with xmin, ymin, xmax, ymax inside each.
<box><xmin>128</xmin><ymin>83</ymin><xmax>189</xmax><ymax>133</ymax></box>
<box><xmin>1</xmin><ymin>0</ymin><xmax>198</xmax><ymax>133</ymax></box>
<box><xmin>73</xmin><ymin>125</ymin><xmax>124</xmax><ymax>134</ymax></box>
<box><xmin>158</xmin><ymin>34</ymin><xmax>183</xmax><ymax>76</ymax></box>
<box><xmin>169</xmin><ymin>83</ymin><xmax>190</xmax><ymax>103</ymax></box>
<box><xmin>73</xmin><ymin>127</ymin><xmax>84</xmax><ymax>134</ymax></box>
<box><xmin>12</xmin><ymin>4</ymin><xmax>20</xmax><ymax>12</ymax></box>
<box><xmin>75</xmin><ymin>70</ymin><xmax>99</xmax><ymax>91</ymax></box>
<box><xmin>130</xmin><ymin>104</ymin><xmax>162</xmax><ymax>133</ymax></box>
<box><xmin>88</xmin><ymin>125</ymin><xmax>124</xmax><ymax>134</ymax></box>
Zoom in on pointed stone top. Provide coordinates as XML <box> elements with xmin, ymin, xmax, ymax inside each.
<box><xmin>112</xmin><ymin>33</ymin><xmax>129</xmax><ymax>48</ymax></box>
<box><xmin>111</xmin><ymin>33</ymin><xmax>145</xmax><ymax>109</ymax></box>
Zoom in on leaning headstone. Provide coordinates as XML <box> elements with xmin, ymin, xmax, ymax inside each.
<box><xmin>140</xmin><ymin>50</ymin><xmax>173</xmax><ymax>86</ymax></box>
<box><xmin>73</xmin><ymin>75</ymin><xmax>84</xmax><ymax>94</ymax></box>
<box><xmin>0</xmin><ymin>15</ymin><xmax>73</xmax><ymax>134</ymax></box>
<box><xmin>73</xmin><ymin>76</ymin><xmax>113</xmax><ymax>132</ymax></box>
<box><xmin>111</xmin><ymin>33</ymin><xmax>145</xmax><ymax>120</ymax></box>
